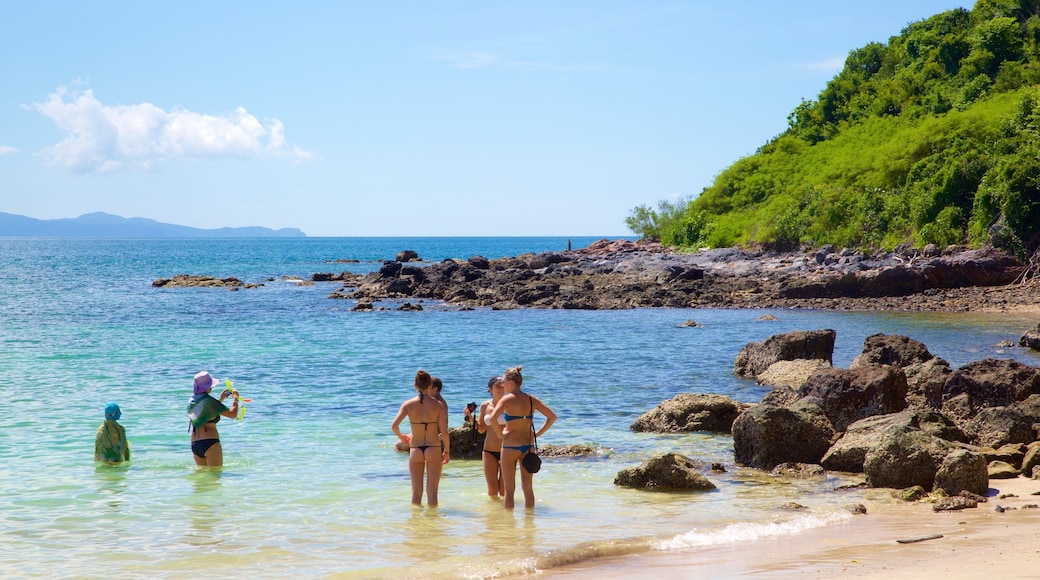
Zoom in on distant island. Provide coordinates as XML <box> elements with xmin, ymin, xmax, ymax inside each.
<box><xmin>0</xmin><ymin>212</ymin><xmax>306</xmax><ymax>238</ymax></box>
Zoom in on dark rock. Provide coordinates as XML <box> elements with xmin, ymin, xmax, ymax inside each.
<box><xmin>613</xmin><ymin>453</ymin><xmax>717</xmax><ymax>491</ymax></box>
<box><xmin>448</xmin><ymin>424</ymin><xmax>484</xmax><ymax>459</ymax></box>
<box><xmin>955</xmin><ymin>394</ymin><xmax>1040</xmax><ymax>447</ymax></box>
<box><xmin>770</xmin><ymin>462</ymin><xmax>825</xmax><ymax>477</ymax></box>
<box><xmin>919</xmin><ymin>246</ymin><xmax>1024</xmax><ymax>288</ymax></box>
<box><xmin>904</xmin><ymin>357</ymin><xmax>953</xmax><ymax>410</ymax></box>
<box><xmin>732</xmin><ymin>401</ymin><xmax>836</xmax><ymax>470</ymax></box>
<box><xmin>630</xmin><ymin>393</ymin><xmax>751</xmax><ymax>434</ymax></box>
<box><xmin>467</xmin><ymin>255</ymin><xmax>490</xmax><ymax>269</ymax></box>
<box><xmin>959</xmin><ymin>490</ymin><xmax>988</xmax><ymax>503</ymax></box>
<box><xmin>378</xmin><ymin>261</ymin><xmax>403</xmax><ymax>279</ymax></box>
<box><xmin>844</xmin><ymin>503</ymin><xmax>868</xmax><ymax>515</ymax></box>
<box><xmin>397</xmin><ymin>302</ymin><xmax>424</xmax><ymax>311</ymax></box>
<box><xmin>396</xmin><ymin>250</ymin><xmax>420</xmax><ymax>262</ymax></box>
<box><xmin>822</xmin><ymin>411</ymin><xmax>917</xmax><ymax>473</ymax></box>
<box><xmin>850</xmin><ymin>334</ymin><xmax>934</xmax><ymax>369</ymax></box>
<box><xmin>539</xmin><ymin>444</ymin><xmax>603</xmax><ymax>457</ymax></box>
<box><xmin>863</xmin><ymin>430</ymin><xmax>955</xmax><ymax>490</ymax></box>
<box><xmin>797</xmin><ymin>364</ymin><xmax>908</xmax><ymax>432</ymax></box>
<box><xmin>1021</xmin><ymin>442</ymin><xmax>1040</xmax><ymax>475</ymax></box>
<box><xmin>981</xmin><ymin>443</ymin><xmax>1027</xmax><ymax>467</ymax></box>
<box><xmin>933</xmin><ymin>496</ymin><xmax>978</xmax><ymax>511</ymax></box>
<box><xmin>152</xmin><ymin>274</ymin><xmax>245</xmax><ymax>288</ymax></box>
<box><xmin>895</xmin><ymin>485</ymin><xmax>928</xmax><ymax>501</ymax></box>
<box><xmin>941</xmin><ymin>358</ymin><xmax>1040</xmax><ymax>411</ymax></box>
<box><xmin>1020</xmin><ymin>322</ymin><xmax>1040</xmax><ymax>350</ymax></box>
<box><xmin>733</xmin><ymin>329</ymin><xmax>836</xmax><ymax>378</ymax></box>
<box><xmin>933</xmin><ymin>449</ymin><xmax>988</xmax><ymax>495</ymax></box>
<box><xmin>988</xmin><ymin>460</ymin><xmax>1020</xmax><ymax>479</ymax></box>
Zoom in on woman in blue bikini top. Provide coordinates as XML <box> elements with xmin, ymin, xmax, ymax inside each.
<box><xmin>488</xmin><ymin>365</ymin><xmax>557</xmax><ymax>510</ymax></box>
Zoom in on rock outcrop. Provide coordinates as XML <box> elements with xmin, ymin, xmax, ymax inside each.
<box><xmin>733</xmin><ymin>329</ymin><xmax>836</xmax><ymax>378</ymax></box>
<box><xmin>731</xmin><ymin>400</ymin><xmax>836</xmax><ymax>470</ymax></box>
<box><xmin>614</xmin><ymin>453</ymin><xmax>717</xmax><ymax>491</ymax></box>
<box><xmin>629</xmin><ymin>393</ymin><xmax>750</xmax><ymax>434</ymax></box>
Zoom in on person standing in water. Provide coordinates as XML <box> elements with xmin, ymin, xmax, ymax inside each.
<box><xmin>95</xmin><ymin>402</ymin><xmax>130</xmax><ymax>465</ymax></box>
<box><xmin>391</xmin><ymin>369</ymin><xmax>450</xmax><ymax>506</ymax></box>
<box><xmin>489</xmin><ymin>366</ymin><xmax>556</xmax><ymax>509</ymax></box>
<box><xmin>187</xmin><ymin>370</ymin><xmax>239</xmax><ymax>468</ymax></box>
<box><xmin>467</xmin><ymin>375</ymin><xmax>506</xmax><ymax>498</ymax></box>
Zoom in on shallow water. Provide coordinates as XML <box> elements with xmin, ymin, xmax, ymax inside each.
<box><xmin>1</xmin><ymin>237</ymin><xmax>1037</xmax><ymax>578</ymax></box>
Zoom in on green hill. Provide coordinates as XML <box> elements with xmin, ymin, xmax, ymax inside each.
<box><xmin>628</xmin><ymin>0</ymin><xmax>1040</xmax><ymax>258</ymax></box>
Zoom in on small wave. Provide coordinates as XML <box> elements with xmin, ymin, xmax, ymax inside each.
<box><xmin>442</xmin><ymin>510</ymin><xmax>854</xmax><ymax>579</ymax></box>
<box><xmin>654</xmin><ymin>510</ymin><xmax>853</xmax><ymax>551</ymax></box>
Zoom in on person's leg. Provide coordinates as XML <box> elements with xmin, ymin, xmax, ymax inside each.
<box><xmin>408</xmin><ymin>449</ymin><xmax>426</xmax><ymax>505</ymax></box>
<box><xmin>192</xmin><ymin>442</ymin><xmax>207</xmax><ymax>467</ymax></box>
<box><xmin>520</xmin><ymin>462</ymin><xmax>535</xmax><ymax>508</ymax></box>
<box><xmin>500</xmin><ymin>449</ymin><xmax>521</xmax><ymax>509</ymax></box>
<box><xmin>483</xmin><ymin>452</ymin><xmax>502</xmax><ymax>498</ymax></box>
<box><xmin>424</xmin><ymin>447</ymin><xmax>443</xmax><ymax>507</ymax></box>
<box><xmin>203</xmin><ymin>441</ymin><xmax>223</xmax><ymax>468</ymax></box>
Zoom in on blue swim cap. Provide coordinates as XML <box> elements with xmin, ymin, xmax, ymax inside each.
<box><xmin>104</xmin><ymin>402</ymin><xmax>122</xmax><ymax>420</ymax></box>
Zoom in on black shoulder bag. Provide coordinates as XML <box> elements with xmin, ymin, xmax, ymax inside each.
<box><xmin>521</xmin><ymin>395</ymin><xmax>542</xmax><ymax>473</ymax></box>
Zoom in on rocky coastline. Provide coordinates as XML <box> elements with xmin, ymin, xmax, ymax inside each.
<box><xmin>153</xmin><ymin>239</ymin><xmax>1040</xmax><ymax>313</ymax></box>
<box><xmin>331</xmin><ymin>240</ymin><xmax>1039</xmax><ymax>313</ymax></box>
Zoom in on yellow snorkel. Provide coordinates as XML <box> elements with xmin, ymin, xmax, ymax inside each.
<box><xmin>222</xmin><ymin>379</ymin><xmax>251</xmax><ymax>420</ymax></box>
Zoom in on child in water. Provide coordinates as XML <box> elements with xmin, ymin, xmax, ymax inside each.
<box><xmin>94</xmin><ymin>402</ymin><xmax>130</xmax><ymax>465</ymax></box>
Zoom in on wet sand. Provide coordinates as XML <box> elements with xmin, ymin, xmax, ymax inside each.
<box><xmin>544</xmin><ymin>476</ymin><xmax>1040</xmax><ymax>579</ymax></box>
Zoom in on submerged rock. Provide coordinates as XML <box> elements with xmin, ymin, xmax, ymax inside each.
<box><xmin>614</xmin><ymin>453</ymin><xmax>716</xmax><ymax>491</ymax></box>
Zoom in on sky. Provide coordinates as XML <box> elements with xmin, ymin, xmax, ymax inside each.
<box><xmin>0</xmin><ymin>1</ymin><xmax>974</xmax><ymax>237</ymax></box>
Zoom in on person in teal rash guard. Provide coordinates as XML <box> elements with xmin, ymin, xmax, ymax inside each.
<box><xmin>95</xmin><ymin>402</ymin><xmax>130</xmax><ymax>465</ymax></box>
<box><xmin>187</xmin><ymin>371</ymin><xmax>239</xmax><ymax>468</ymax></box>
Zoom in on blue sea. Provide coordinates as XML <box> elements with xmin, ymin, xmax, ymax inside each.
<box><xmin>2</xmin><ymin>237</ymin><xmax>1037</xmax><ymax>579</ymax></box>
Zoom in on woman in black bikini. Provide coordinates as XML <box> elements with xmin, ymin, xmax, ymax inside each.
<box><xmin>187</xmin><ymin>370</ymin><xmax>239</xmax><ymax>468</ymax></box>
<box><xmin>472</xmin><ymin>375</ymin><xmax>506</xmax><ymax>498</ymax></box>
<box><xmin>489</xmin><ymin>366</ymin><xmax>556</xmax><ymax>509</ymax></box>
<box><xmin>391</xmin><ymin>369</ymin><xmax>450</xmax><ymax>506</ymax></box>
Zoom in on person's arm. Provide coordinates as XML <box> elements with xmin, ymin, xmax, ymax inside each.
<box><xmin>391</xmin><ymin>401</ymin><xmax>410</xmax><ymax>444</ymax></box>
<box><xmin>94</xmin><ymin>426</ymin><xmax>103</xmax><ymax>462</ymax></box>
<box><xmin>533</xmin><ymin>396</ymin><xmax>557</xmax><ymax>439</ymax></box>
<box><xmin>220</xmin><ymin>395</ymin><xmax>239</xmax><ymax>419</ymax></box>
<box><xmin>438</xmin><ymin>406</ymin><xmax>450</xmax><ymax>464</ymax></box>
<box><xmin>488</xmin><ymin>394</ymin><xmax>512</xmax><ymax>440</ymax></box>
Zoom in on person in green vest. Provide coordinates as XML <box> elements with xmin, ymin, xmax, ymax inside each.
<box><xmin>95</xmin><ymin>402</ymin><xmax>130</xmax><ymax>465</ymax></box>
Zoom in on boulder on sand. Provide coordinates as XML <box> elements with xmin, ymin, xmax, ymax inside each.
<box><xmin>732</xmin><ymin>400</ymin><xmax>836</xmax><ymax>470</ymax></box>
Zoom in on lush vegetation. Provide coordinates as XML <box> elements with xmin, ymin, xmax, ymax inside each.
<box><xmin>628</xmin><ymin>0</ymin><xmax>1040</xmax><ymax>257</ymax></box>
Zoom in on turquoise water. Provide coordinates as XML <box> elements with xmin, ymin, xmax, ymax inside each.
<box><xmin>1</xmin><ymin>237</ymin><xmax>1037</xmax><ymax>578</ymax></box>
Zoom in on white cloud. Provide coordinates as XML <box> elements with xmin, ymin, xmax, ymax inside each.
<box><xmin>32</xmin><ymin>87</ymin><xmax>314</xmax><ymax>173</ymax></box>
<box><xmin>0</xmin><ymin>145</ymin><xmax>18</xmax><ymax>156</ymax></box>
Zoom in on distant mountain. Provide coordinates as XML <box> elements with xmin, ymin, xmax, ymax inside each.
<box><xmin>0</xmin><ymin>212</ymin><xmax>306</xmax><ymax>238</ymax></box>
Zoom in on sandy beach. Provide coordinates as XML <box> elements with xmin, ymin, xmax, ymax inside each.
<box><xmin>545</xmin><ymin>475</ymin><xmax>1040</xmax><ymax>579</ymax></box>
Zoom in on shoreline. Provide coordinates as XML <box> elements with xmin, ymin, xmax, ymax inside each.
<box><xmin>540</xmin><ymin>476</ymin><xmax>1040</xmax><ymax>579</ymax></box>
